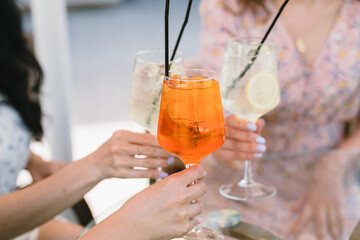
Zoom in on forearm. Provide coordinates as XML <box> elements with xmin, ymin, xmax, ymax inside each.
<box><xmin>338</xmin><ymin>127</ymin><xmax>360</xmax><ymax>149</ymax></box>
<box><xmin>79</xmin><ymin>209</ymin><xmax>142</xmax><ymax>240</ymax></box>
<box><xmin>0</xmin><ymin>158</ymin><xmax>99</xmax><ymax>239</ymax></box>
<box><xmin>319</xmin><ymin>128</ymin><xmax>360</xmax><ymax>172</ymax></box>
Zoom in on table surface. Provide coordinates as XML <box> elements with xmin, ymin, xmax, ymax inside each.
<box><xmin>78</xmin><ymin>149</ymin><xmax>360</xmax><ymax>239</ymax></box>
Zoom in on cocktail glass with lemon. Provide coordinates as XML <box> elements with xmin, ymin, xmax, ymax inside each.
<box><xmin>219</xmin><ymin>38</ymin><xmax>280</xmax><ymax>201</ymax></box>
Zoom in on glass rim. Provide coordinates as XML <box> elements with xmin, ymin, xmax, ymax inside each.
<box><xmin>226</xmin><ymin>37</ymin><xmax>274</xmax><ymax>47</ymax></box>
<box><xmin>134</xmin><ymin>48</ymin><xmax>183</xmax><ymax>65</ymax></box>
<box><xmin>165</xmin><ymin>68</ymin><xmax>217</xmax><ymax>82</ymax></box>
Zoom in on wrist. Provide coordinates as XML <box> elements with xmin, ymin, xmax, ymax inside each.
<box><xmin>114</xmin><ymin>206</ymin><xmax>148</xmax><ymax>240</ymax></box>
<box><xmin>75</xmin><ymin>156</ymin><xmax>103</xmax><ymax>186</ymax></box>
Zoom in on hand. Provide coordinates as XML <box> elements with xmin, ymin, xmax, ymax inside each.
<box><xmin>112</xmin><ymin>165</ymin><xmax>207</xmax><ymax>240</ymax></box>
<box><xmin>213</xmin><ymin>115</ymin><xmax>266</xmax><ymax>170</ymax></box>
<box><xmin>86</xmin><ymin>130</ymin><xmax>171</xmax><ymax>182</ymax></box>
<box><xmin>288</xmin><ymin>157</ymin><xmax>344</xmax><ymax>240</ymax></box>
<box><xmin>26</xmin><ymin>151</ymin><xmax>67</xmax><ymax>182</ymax></box>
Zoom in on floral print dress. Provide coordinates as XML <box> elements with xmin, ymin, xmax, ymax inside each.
<box><xmin>0</xmin><ymin>93</ymin><xmax>39</xmax><ymax>240</ymax></box>
<box><xmin>199</xmin><ymin>0</ymin><xmax>360</xmax><ymax>238</ymax></box>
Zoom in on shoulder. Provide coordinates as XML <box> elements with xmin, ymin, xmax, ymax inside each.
<box><xmin>0</xmin><ymin>95</ymin><xmax>31</xmax><ymax>150</ymax></box>
<box><xmin>0</xmin><ymin>100</ymin><xmax>24</xmax><ymax>130</ymax></box>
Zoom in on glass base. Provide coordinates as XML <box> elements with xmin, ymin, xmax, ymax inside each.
<box><xmin>172</xmin><ymin>226</ymin><xmax>225</xmax><ymax>240</ymax></box>
<box><xmin>219</xmin><ymin>179</ymin><xmax>277</xmax><ymax>201</ymax></box>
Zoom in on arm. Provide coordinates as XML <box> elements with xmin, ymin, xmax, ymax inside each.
<box><xmin>0</xmin><ymin>130</ymin><xmax>171</xmax><ymax>239</ymax></box>
<box><xmin>0</xmin><ymin>158</ymin><xmax>96</xmax><ymax>239</ymax></box>
<box><xmin>288</xmin><ymin>128</ymin><xmax>360</xmax><ymax>239</ymax></box>
<box><xmin>26</xmin><ymin>151</ymin><xmax>67</xmax><ymax>182</ymax></box>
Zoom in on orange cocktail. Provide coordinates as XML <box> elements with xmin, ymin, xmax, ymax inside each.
<box><xmin>157</xmin><ymin>69</ymin><xmax>225</xmax><ymax>166</ymax></box>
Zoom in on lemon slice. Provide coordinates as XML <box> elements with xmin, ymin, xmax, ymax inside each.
<box><xmin>246</xmin><ymin>72</ymin><xmax>279</xmax><ymax>110</ymax></box>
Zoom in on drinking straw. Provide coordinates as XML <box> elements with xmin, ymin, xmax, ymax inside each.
<box><xmin>165</xmin><ymin>0</ymin><xmax>170</xmax><ymax>77</ymax></box>
<box><xmin>147</xmin><ymin>0</ymin><xmax>193</xmax><ymax>126</ymax></box>
<box><xmin>224</xmin><ymin>0</ymin><xmax>290</xmax><ymax>98</ymax></box>
<box><xmin>170</xmin><ymin>0</ymin><xmax>193</xmax><ymax>61</ymax></box>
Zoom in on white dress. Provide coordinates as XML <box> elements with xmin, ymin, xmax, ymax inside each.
<box><xmin>0</xmin><ymin>93</ymin><xmax>39</xmax><ymax>240</ymax></box>
<box><xmin>0</xmin><ymin>93</ymin><xmax>31</xmax><ymax>195</ymax></box>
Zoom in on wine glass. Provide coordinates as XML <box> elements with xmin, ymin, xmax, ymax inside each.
<box><xmin>128</xmin><ymin>49</ymin><xmax>184</xmax><ymax>181</ymax></box>
<box><xmin>128</xmin><ymin>49</ymin><xmax>183</xmax><ymax>134</ymax></box>
<box><xmin>157</xmin><ymin>69</ymin><xmax>226</xmax><ymax>239</ymax></box>
<box><xmin>219</xmin><ymin>38</ymin><xmax>280</xmax><ymax>201</ymax></box>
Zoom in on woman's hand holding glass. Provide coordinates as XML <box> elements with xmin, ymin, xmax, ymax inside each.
<box><xmin>85</xmin><ymin>130</ymin><xmax>171</xmax><ymax>182</ymax></box>
<box><xmin>80</xmin><ymin>166</ymin><xmax>207</xmax><ymax>240</ymax></box>
<box><xmin>213</xmin><ymin>115</ymin><xmax>266</xmax><ymax>170</ymax></box>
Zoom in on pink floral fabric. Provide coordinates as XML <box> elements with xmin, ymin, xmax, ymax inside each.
<box><xmin>199</xmin><ymin>0</ymin><xmax>360</xmax><ymax>238</ymax></box>
<box><xmin>200</xmin><ymin>0</ymin><xmax>360</xmax><ymax>154</ymax></box>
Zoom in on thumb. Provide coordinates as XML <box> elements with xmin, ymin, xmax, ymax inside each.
<box><xmin>291</xmin><ymin>194</ymin><xmax>307</xmax><ymax>213</ymax></box>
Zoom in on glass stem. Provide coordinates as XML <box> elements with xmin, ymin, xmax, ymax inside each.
<box><xmin>243</xmin><ymin>160</ymin><xmax>254</xmax><ymax>185</ymax></box>
<box><xmin>241</xmin><ymin>119</ymin><xmax>257</xmax><ymax>186</ymax></box>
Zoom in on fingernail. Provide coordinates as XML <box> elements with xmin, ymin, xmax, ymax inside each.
<box><xmin>256</xmin><ymin>136</ymin><xmax>266</xmax><ymax>144</ymax></box>
<box><xmin>159</xmin><ymin>172</ymin><xmax>168</xmax><ymax>178</ymax></box>
<box><xmin>167</xmin><ymin>157</ymin><xmax>175</xmax><ymax>164</ymax></box>
<box><xmin>194</xmin><ymin>216</ymin><xmax>202</xmax><ymax>225</ymax></box>
<box><xmin>256</xmin><ymin>145</ymin><xmax>267</xmax><ymax>152</ymax></box>
<box><xmin>254</xmin><ymin>153</ymin><xmax>263</xmax><ymax>158</ymax></box>
<box><xmin>247</xmin><ymin>123</ymin><xmax>257</xmax><ymax>131</ymax></box>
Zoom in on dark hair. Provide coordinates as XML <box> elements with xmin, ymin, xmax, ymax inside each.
<box><xmin>224</xmin><ymin>0</ymin><xmax>270</xmax><ymax>22</ymax></box>
<box><xmin>0</xmin><ymin>0</ymin><xmax>43</xmax><ymax>141</ymax></box>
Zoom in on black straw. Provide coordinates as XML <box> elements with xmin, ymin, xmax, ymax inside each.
<box><xmin>224</xmin><ymin>0</ymin><xmax>290</xmax><ymax>98</ymax></box>
<box><xmin>165</xmin><ymin>0</ymin><xmax>170</xmax><ymax>77</ymax></box>
<box><xmin>170</xmin><ymin>0</ymin><xmax>193</xmax><ymax>61</ymax></box>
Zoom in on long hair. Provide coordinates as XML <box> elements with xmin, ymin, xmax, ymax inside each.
<box><xmin>0</xmin><ymin>0</ymin><xmax>43</xmax><ymax>141</ymax></box>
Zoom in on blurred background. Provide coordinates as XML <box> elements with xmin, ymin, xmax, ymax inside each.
<box><xmin>19</xmin><ymin>0</ymin><xmax>201</xmax><ymax>222</ymax></box>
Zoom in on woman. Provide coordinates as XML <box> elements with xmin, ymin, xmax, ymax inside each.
<box><xmin>200</xmin><ymin>0</ymin><xmax>360</xmax><ymax>239</ymax></box>
<box><xmin>0</xmin><ymin>0</ymin><xmax>200</xmax><ymax>239</ymax></box>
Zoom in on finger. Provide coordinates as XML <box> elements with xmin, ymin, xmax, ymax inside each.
<box><xmin>226</xmin><ymin>126</ymin><xmax>266</xmax><ymax>144</ymax></box>
<box><xmin>185</xmin><ymin>200</ymin><xmax>204</xmax><ymax>219</ymax></box>
<box><xmin>327</xmin><ymin>206</ymin><xmax>340</xmax><ymax>240</ymax></box>
<box><xmin>175</xmin><ymin>165</ymin><xmax>207</xmax><ymax>185</ymax></box>
<box><xmin>214</xmin><ymin>149</ymin><xmax>263</xmax><ymax>162</ymax></box>
<box><xmin>184</xmin><ymin>182</ymin><xmax>207</xmax><ymax>202</ymax></box>
<box><xmin>256</xmin><ymin>118</ymin><xmax>265</xmax><ymax>133</ymax></box>
<box><xmin>113</xmin><ymin>142</ymin><xmax>170</xmax><ymax>158</ymax></box>
<box><xmin>335</xmin><ymin>203</ymin><xmax>345</xmax><ymax>237</ymax></box>
<box><xmin>114</xmin><ymin>155</ymin><xmax>169</xmax><ymax>169</ymax></box>
<box><xmin>221</xmin><ymin>139</ymin><xmax>266</xmax><ymax>154</ymax></box>
<box><xmin>288</xmin><ymin>205</ymin><xmax>311</xmax><ymax>237</ymax></box>
<box><xmin>117</xmin><ymin>168</ymin><xmax>168</xmax><ymax>179</ymax></box>
<box><xmin>188</xmin><ymin>218</ymin><xmax>196</xmax><ymax>232</ymax></box>
<box><xmin>314</xmin><ymin>206</ymin><xmax>327</xmax><ymax>240</ymax></box>
<box><xmin>225</xmin><ymin>115</ymin><xmax>258</xmax><ymax>132</ymax></box>
<box><xmin>291</xmin><ymin>194</ymin><xmax>307</xmax><ymax>213</ymax></box>
<box><xmin>112</xmin><ymin>130</ymin><xmax>161</xmax><ymax>148</ymax></box>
